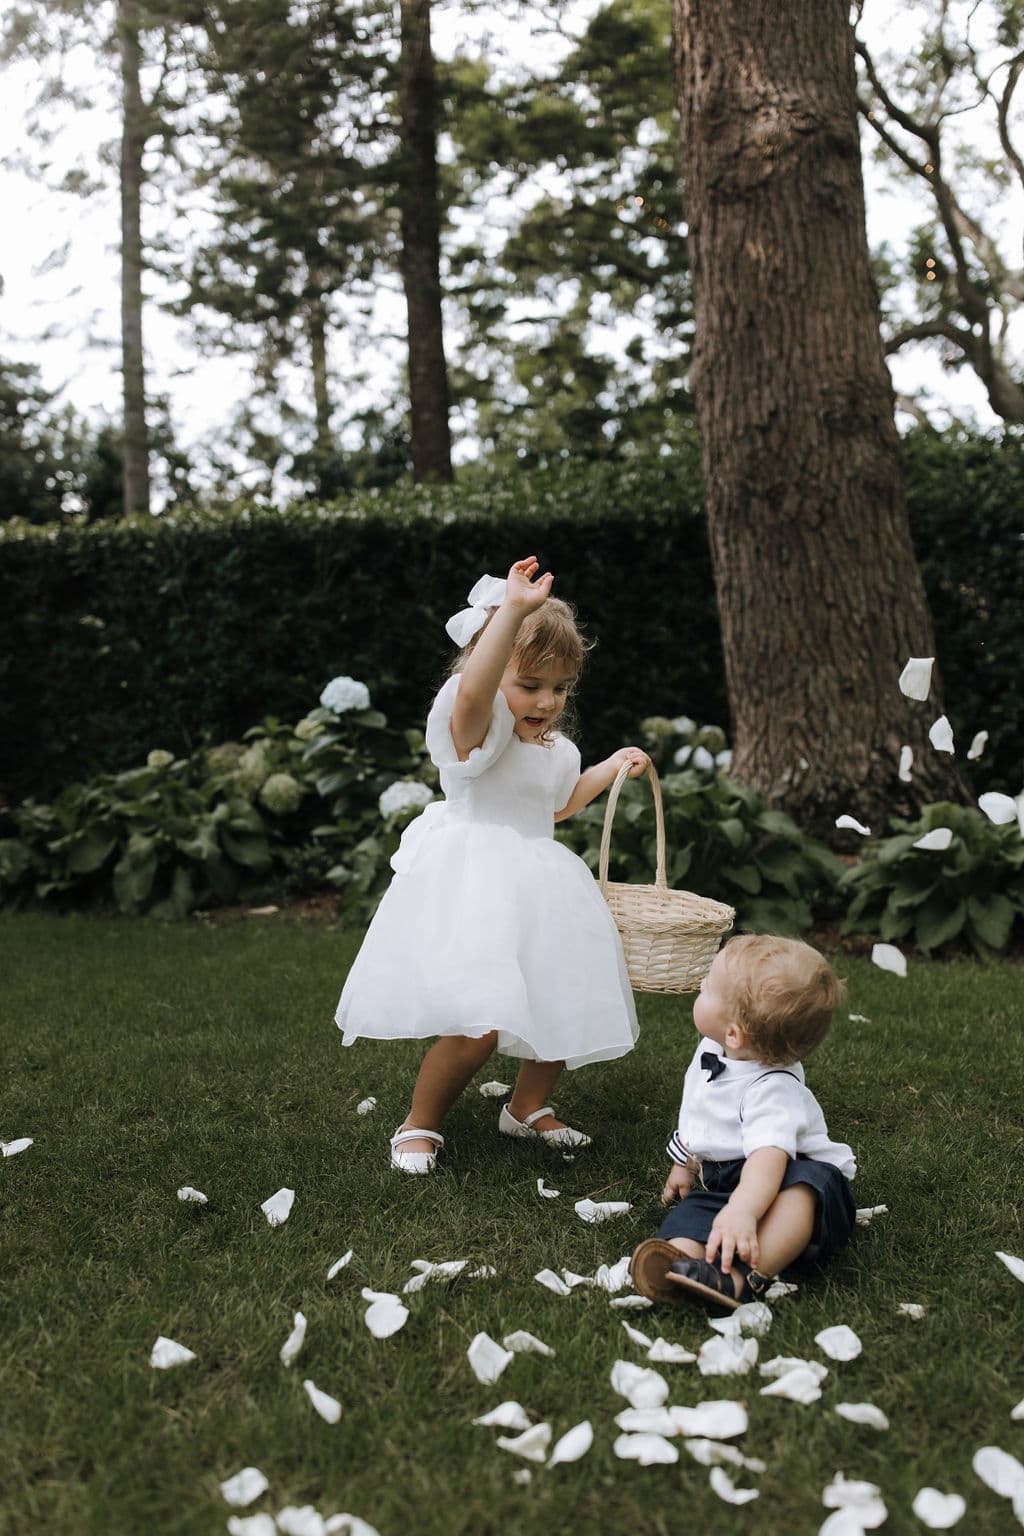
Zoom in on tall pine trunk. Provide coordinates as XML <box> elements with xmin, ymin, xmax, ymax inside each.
<box><xmin>397</xmin><ymin>0</ymin><xmax>453</xmax><ymax>482</ymax></box>
<box><xmin>119</xmin><ymin>0</ymin><xmax>150</xmax><ymax>517</ymax></box>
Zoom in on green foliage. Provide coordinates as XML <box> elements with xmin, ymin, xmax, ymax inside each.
<box><xmin>840</xmin><ymin>801</ymin><xmax>1024</xmax><ymax>956</ymax></box>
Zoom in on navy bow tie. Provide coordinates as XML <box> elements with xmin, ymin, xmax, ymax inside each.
<box><xmin>701</xmin><ymin>1051</ymin><xmax>726</xmax><ymax>1081</ymax></box>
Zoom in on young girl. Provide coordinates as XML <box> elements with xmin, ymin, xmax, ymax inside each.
<box><xmin>335</xmin><ymin>556</ymin><xmax>650</xmax><ymax>1173</ymax></box>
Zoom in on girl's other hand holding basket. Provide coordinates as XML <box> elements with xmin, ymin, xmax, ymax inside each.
<box><xmin>612</xmin><ymin>747</ymin><xmax>650</xmax><ymax>779</ymax></box>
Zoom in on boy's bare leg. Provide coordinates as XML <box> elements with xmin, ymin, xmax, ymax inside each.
<box><xmin>507</xmin><ymin>1057</ymin><xmax>570</xmax><ymax>1132</ymax></box>
<box><xmin>667</xmin><ymin>1185</ymin><xmax>817</xmax><ymax>1296</ymax></box>
<box><xmin>398</xmin><ymin>1032</ymin><xmax>499</xmax><ymax>1154</ymax></box>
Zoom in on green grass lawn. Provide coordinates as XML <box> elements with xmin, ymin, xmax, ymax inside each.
<box><xmin>1</xmin><ymin>913</ymin><xmax>1021</xmax><ymax>1536</ymax></box>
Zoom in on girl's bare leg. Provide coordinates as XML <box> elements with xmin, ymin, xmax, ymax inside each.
<box><xmin>397</xmin><ymin>1032</ymin><xmax>499</xmax><ymax>1154</ymax></box>
<box><xmin>507</xmin><ymin>1058</ymin><xmax>570</xmax><ymax>1132</ymax></box>
<box><xmin>667</xmin><ymin>1184</ymin><xmax>817</xmax><ymax>1296</ymax></box>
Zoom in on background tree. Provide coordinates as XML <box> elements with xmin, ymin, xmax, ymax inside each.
<box><xmin>671</xmin><ymin>0</ymin><xmax>965</xmax><ymax>831</ymax></box>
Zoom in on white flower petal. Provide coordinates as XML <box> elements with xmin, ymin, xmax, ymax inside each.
<box><xmin>913</xmin><ymin>827</ymin><xmax>954</xmax><ymax>851</ymax></box>
<box><xmin>647</xmin><ymin>1338</ymin><xmax>697</xmax><ymax>1364</ymax></box>
<box><xmin>709</xmin><ymin>1465</ymin><xmax>759</xmax><ymax>1505</ymax></box>
<box><xmin>472</xmin><ymin>1401</ymin><xmax>532</xmax><ymax>1431</ymax></box>
<box><xmin>610</xmin><ymin>1295</ymin><xmax>653</xmax><ymax>1309</ymax></box>
<box><xmin>1</xmin><ymin>1138</ymin><xmax>33</xmax><ymax>1157</ymax></box>
<box><xmin>978</xmin><ymin>792</ymin><xmax>1018</xmax><ymax>825</ymax></box>
<box><xmin>929</xmin><ymin>715</ymin><xmax>955</xmax><ymax>753</ymax></box>
<box><xmin>816</xmin><ymin>1325</ymin><xmax>862</xmax><ymax>1362</ymax></box>
<box><xmin>613</xmin><ymin>1432</ymin><xmax>679</xmax><ymax>1466</ymax></box>
<box><xmin>356</xmin><ymin>1097</ymin><xmax>377</xmax><ymax>1115</ymax></box>
<box><xmin>364</xmin><ymin>1295</ymin><xmax>408</xmax><ymax>1339</ymax></box>
<box><xmin>594</xmin><ymin>1256</ymin><xmax>633</xmax><ymax>1293</ymax></box>
<box><xmin>615</xmin><ymin>1407</ymin><xmax>678</xmax><ymax>1436</ymax></box>
<box><xmin>855</xmin><ymin>1204</ymin><xmax>889</xmax><ymax>1226</ymax></box>
<box><xmin>912</xmin><ymin>1488</ymin><xmax>967</xmax><ymax>1528</ymax></box>
<box><xmin>671</xmin><ymin>1400</ymin><xmax>748</xmax><ymax>1439</ymax></box>
<box><xmin>327</xmin><ymin>1251</ymin><xmax>353</xmax><ymax>1280</ymax></box>
<box><xmin>496</xmin><ymin>1423</ymin><xmax>551</xmax><ymax>1462</ymax></box>
<box><xmin>871</xmin><ymin>942</ymin><xmax>906</xmax><ymax>977</ymax></box>
<box><xmin>280</xmin><ymin>1311</ymin><xmax>307</xmax><ymax>1366</ymax></box>
<box><xmin>534</xmin><ymin>1268</ymin><xmax>571</xmax><ymax>1296</ymax></box>
<box><xmin>220</xmin><ymin>1467</ymin><xmax>270</xmax><ymax>1507</ymax></box>
<box><xmin>848</xmin><ymin>1014</ymin><xmax>870</xmax><ymax>1023</ymax></box>
<box><xmin>467</xmin><ymin>1264</ymin><xmax>496</xmax><ymax>1279</ymax></box>
<box><xmin>403</xmin><ymin>1259</ymin><xmax>468</xmax><ymax>1293</ymax></box>
<box><xmin>610</xmin><ymin>1359</ymin><xmax>669</xmax><ymax>1409</ymax></box>
<box><xmin>819</xmin><ymin>1512</ymin><xmax>872</xmax><ymax>1536</ymax></box>
<box><xmin>822</xmin><ymin>1472</ymin><xmax>887</xmax><ymax>1528</ymax></box>
<box><xmin>764</xmin><ymin>1279</ymin><xmax>799</xmax><ymax>1300</ymax></box>
<box><xmin>276</xmin><ymin>1506</ymin><xmax>326</xmax><ymax>1536</ymax></box>
<box><xmin>574</xmin><ymin>1198</ymin><xmax>631</xmax><ymax>1223</ymax></box>
<box><xmin>759</xmin><ymin>1366</ymin><xmax>823</xmax><ymax>1404</ymax></box>
<box><xmin>972</xmin><ymin>1444</ymin><xmax>1024</xmax><ymax>1500</ymax></box>
<box><xmin>561</xmin><ymin>1269</ymin><xmax>594</xmax><ymax>1288</ymax></box>
<box><xmin>760</xmin><ymin>1356</ymin><xmax>829</xmax><ymax>1383</ymax></box>
<box><xmin>684</xmin><ymin>1439</ymin><xmax>765</xmax><ymax>1473</ymax></box>
<box><xmin>709</xmin><ymin>1301</ymin><xmax>772</xmax><ymax>1338</ymax></box>
<box><xmin>176</xmin><ymin>1185</ymin><xmax>207</xmax><ymax>1203</ymax></box>
<box><xmin>302</xmin><ymin>1379</ymin><xmax>342</xmax><ymax>1424</ymax></box>
<box><xmin>697</xmin><ymin>1334</ymin><xmax>758</xmax><ymax>1377</ymax></box>
<box><xmin>835</xmin><ymin>815</ymin><xmax>871</xmax><ymax>836</ymax></box>
<box><xmin>323</xmin><ymin>1518</ymin><xmax>381</xmax><ymax>1536</ymax></box>
<box><xmin>835</xmin><ymin>1402</ymin><xmax>889</xmax><ymax>1430</ymax></box>
<box><xmin>467</xmin><ymin>1332</ymin><xmax>514</xmax><ymax>1384</ymax></box>
<box><xmin>967</xmin><ymin>731</ymin><xmax>988</xmax><ymax>760</ymax></box>
<box><xmin>898</xmin><ymin>744</ymin><xmax>914</xmax><ymax>782</ymax></box>
<box><xmin>548</xmin><ymin>1420</ymin><xmax>593</xmax><ymax>1466</ymax></box>
<box><xmin>536</xmin><ymin>1178</ymin><xmax>560</xmax><ymax>1199</ymax></box>
<box><xmin>260</xmin><ymin>1188</ymin><xmax>295</xmax><ymax>1227</ymax></box>
<box><xmin>897</xmin><ymin>1302</ymin><xmax>926</xmax><ymax>1320</ymax></box>
<box><xmin>503</xmin><ymin>1330</ymin><xmax>554</xmax><ymax>1357</ymax></box>
<box><xmin>511</xmin><ymin>1470</ymin><xmax>532</xmax><ymax>1486</ymax></box>
<box><xmin>150</xmin><ymin>1336</ymin><xmax>196</xmax><ymax>1369</ymax></box>
<box><xmin>995</xmin><ymin>1251</ymin><xmax>1024</xmax><ymax>1284</ymax></box>
<box><xmin>1012</xmin><ymin>1398</ymin><xmax>1024</xmax><ymax>1422</ymax></box>
<box><xmin>228</xmin><ymin>1517</ymin><xmax>277</xmax><ymax>1536</ymax></box>
<box><xmin>621</xmin><ymin>1321</ymin><xmax>653</xmax><ymax>1348</ymax></box>
<box><xmin>899</xmin><ymin>656</ymin><xmax>933</xmax><ymax>700</ymax></box>
<box><xmin>478</xmin><ymin>1081</ymin><xmax>512</xmax><ymax>1097</ymax></box>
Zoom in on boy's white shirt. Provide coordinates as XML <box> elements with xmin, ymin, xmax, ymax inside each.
<box><xmin>671</xmin><ymin>1040</ymin><xmax>856</xmax><ymax>1180</ymax></box>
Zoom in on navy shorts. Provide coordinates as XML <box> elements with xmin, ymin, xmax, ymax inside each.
<box><xmin>656</xmin><ymin>1155</ymin><xmax>856</xmax><ymax>1266</ymax></box>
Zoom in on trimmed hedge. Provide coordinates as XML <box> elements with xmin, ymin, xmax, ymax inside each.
<box><xmin>1</xmin><ymin>430</ymin><xmax>1022</xmax><ymax>805</ymax></box>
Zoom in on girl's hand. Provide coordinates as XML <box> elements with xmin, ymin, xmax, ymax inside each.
<box><xmin>611</xmin><ymin>747</ymin><xmax>650</xmax><ymax>779</ymax></box>
<box><xmin>504</xmin><ymin>556</ymin><xmax>554</xmax><ymax>613</ymax></box>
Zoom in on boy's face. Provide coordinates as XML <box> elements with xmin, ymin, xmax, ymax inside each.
<box><xmin>692</xmin><ymin>951</ymin><xmax>733</xmax><ymax>1048</ymax></box>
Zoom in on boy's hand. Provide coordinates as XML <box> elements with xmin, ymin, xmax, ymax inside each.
<box><xmin>707</xmin><ymin>1204</ymin><xmax>760</xmax><ymax>1275</ymax></box>
<box><xmin>610</xmin><ymin>747</ymin><xmax>650</xmax><ymax>779</ymax></box>
<box><xmin>661</xmin><ymin>1161</ymin><xmax>695</xmax><ymax>1205</ymax></box>
<box><xmin>504</xmin><ymin>556</ymin><xmax>553</xmax><ymax>612</ymax></box>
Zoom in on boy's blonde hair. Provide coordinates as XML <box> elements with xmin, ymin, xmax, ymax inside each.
<box><xmin>716</xmin><ymin>934</ymin><xmax>844</xmax><ymax>1066</ymax></box>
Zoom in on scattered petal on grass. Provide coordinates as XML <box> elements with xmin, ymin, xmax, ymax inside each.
<box><xmin>765</xmin><ymin>1279</ymin><xmax>799</xmax><ymax>1300</ymax></box>
<box><xmin>150</xmin><ymin>1336</ymin><xmax>196</xmax><ymax>1370</ymax></box>
<box><xmin>671</xmin><ymin>1401</ymin><xmax>749</xmax><ymax>1440</ymax></box>
<box><xmin>615</xmin><ymin>1407</ymin><xmax>675</xmax><ymax>1435</ymax></box>
<box><xmin>228</xmin><ymin>1517</ymin><xmax>277</xmax><ymax>1536</ymax></box>
<box><xmin>562</xmin><ymin>1270</ymin><xmax>593</xmax><ymax>1288</ymax></box>
<box><xmin>871</xmin><ymin>943</ymin><xmax>906</xmax><ymax>977</ymax></box>
<box><xmin>760</xmin><ymin>1367</ymin><xmax>824</xmax><ymax>1405</ymax></box>
<box><xmin>709</xmin><ymin>1301</ymin><xmax>773</xmax><ymax>1338</ymax></box>
<box><xmin>684</xmin><ymin>1440</ymin><xmax>766</xmax><ymax>1473</ymax></box>
<box><xmin>574</xmin><ymin>1198</ymin><xmax>631</xmax><ymax>1223</ymax></box>
<box><xmin>356</xmin><ymin>1098</ymin><xmax>377</xmax><ymax>1115</ymax></box>
<box><xmin>978</xmin><ymin>792</ymin><xmax>1017</xmax><ymax>825</ymax></box>
<box><xmin>913</xmin><ymin>827</ymin><xmax>954</xmax><ymax>851</ymax></box>
<box><xmin>468</xmin><ymin>1332</ymin><xmax>515</xmax><ymax>1384</ymax></box>
<box><xmin>835</xmin><ymin>815</ymin><xmax>870</xmax><ymax>836</ymax></box>
<box><xmin>967</xmin><ymin>731</ymin><xmax>988</xmax><ymax>761</ymax></box>
<box><xmin>403</xmin><ymin>1259</ymin><xmax>468</xmax><ymax>1293</ymax></box>
<box><xmin>548</xmin><ymin>1421</ymin><xmax>593</xmax><ymax>1466</ymax></box>
<box><xmin>816</xmin><ymin>1325</ymin><xmax>862</xmax><ymax>1361</ymax></box>
<box><xmin>819</xmin><ymin>1511</ymin><xmax>872</xmax><ymax>1536</ymax></box>
<box><xmin>478</xmin><ymin>1081</ymin><xmax>511</xmax><ymax>1097</ymax></box>
<box><xmin>303</xmin><ymin>1380</ymin><xmax>341</xmax><ymax>1424</ymax></box>
<box><xmin>536</xmin><ymin>1178</ymin><xmax>560</xmax><ymax>1199</ymax></box>
<box><xmin>899</xmin><ymin>745</ymin><xmax>914</xmax><ymax>783</ymax></box>
<box><xmin>468</xmin><ymin>1264</ymin><xmax>497</xmax><ymax>1280</ymax></box>
<box><xmin>835</xmin><ymin>1402</ymin><xmax>889</xmax><ymax>1430</ymax></box>
<box><xmin>899</xmin><ymin>656</ymin><xmax>933</xmax><ymax>700</ymax></box>
<box><xmin>995</xmin><ymin>1251</ymin><xmax>1024</xmax><ymax>1284</ymax></box>
<box><xmin>362</xmin><ymin>1290</ymin><xmax>409</xmax><ymax>1339</ymax></box>
<box><xmin>280</xmin><ymin>1311</ymin><xmax>307</xmax><ymax>1367</ymax></box>
<box><xmin>648</xmin><ymin>1339</ymin><xmax>697</xmax><ymax>1365</ymax></box>
<box><xmin>912</xmin><ymin>1488</ymin><xmax>967</xmax><ymax>1528</ymax></box>
<box><xmin>220</xmin><ymin>1468</ymin><xmax>270</xmax><ymax>1507</ymax></box>
<box><xmin>496</xmin><ymin>1423</ymin><xmax>551</xmax><ymax>1462</ymax></box>
<box><xmin>613</xmin><ymin>1432</ymin><xmax>678</xmax><ymax>1466</ymax></box>
<box><xmin>697</xmin><ymin>1334</ymin><xmax>758</xmax><ymax>1377</ymax></box>
<box><xmin>176</xmin><ymin>1186</ymin><xmax>207</xmax><ymax>1203</ymax></box>
<box><xmin>610</xmin><ymin>1295</ymin><xmax>653</xmax><ymax>1309</ymax></box>
<box><xmin>473</xmin><ymin>1402</ymin><xmax>532</xmax><ymax>1431</ymax></box>
<box><xmin>323</xmin><ymin>1518</ymin><xmax>382</xmax><ymax>1536</ymax></box>
<box><xmin>822</xmin><ymin>1473</ymin><xmax>888</xmax><ymax>1529</ymax></box>
<box><xmin>534</xmin><ymin>1269</ymin><xmax>571</xmax><ymax>1296</ymax></box>
<box><xmin>928</xmin><ymin>715</ymin><xmax>955</xmax><ymax>753</ymax></box>
<box><xmin>327</xmin><ymin>1251</ymin><xmax>353</xmax><ymax>1280</ymax></box>
<box><xmin>261</xmin><ymin>1188</ymin><xmax>295</xmax><ymax>1227</ymax></box>
<box><xmin>760</xmin><ymin>1357</ymin><xmax>829</xmax><ymax>1384</ymax></box>
<box><xmin>277</xmin><ymin>1506</ymin><xmax>326</xmax><ymax>1536</ymax></box>
<box><xmin>511</xmin><ymin>1470</ymin><xmax>532</xmax><ymax>1486</ymax></box>
<box><xmin>897</xmin><ymin>1302</ymin><xmax>926</xmax><ymax>1320</ymax></box>
<box><xmin>503</xmin><ymin>1330</ymin><xmax>554</xmax><ymax>1357</ymax></box>
<box><xmin>594</xmin><ymin>1256</ymin><xmax>633</xmax><ymax>1293</ymax></box>
<box><xmin>709</xmin><ymin>1466</ymin><xmax>759</xmax><ymax>1505</ymax></box>
<box><xmin>610</xmin><ymin>1360</ymin><xmax>669</xmax><ymax>1409</ymax></box>
<box><xmin>1</xmin><ymin>1138</ymin><xmax>33</xmax><ymax>1157</ymax></box>
<box><xmin>856</xmin><ymin>1205</ymin><xmax>889</xmax><ymax>1226</ymax></box>
<box><xmin>1012</xmin><ymin>1399</ymin><xmax>1024</xmax><ymax>1422</ymax></box>
<box><xmin>972</xmin><ymin>1444</ymin><xmax>1024</xmax><ymax>1501</ymax></box>
<box><xmin>621</xmin><ymin>1321</ymin><xmax>653</xmax><ymax>1348</ymax></box>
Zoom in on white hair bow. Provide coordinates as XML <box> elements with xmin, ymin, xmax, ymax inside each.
<box><xmin>444</xmin><ymin>574</ymin><xmax>507</xmax><ymax>647</ymax></box>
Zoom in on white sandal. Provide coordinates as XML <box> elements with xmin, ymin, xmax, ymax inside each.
<box><xmin>498</xmin><ymin>1104</ymin><xmax>592</xmax><ymax>1149</ymax></box>
<box><xmin>390</xmin><ymin>1126</ymin><xmax>444</xmax><ymax>1175</ymax></box>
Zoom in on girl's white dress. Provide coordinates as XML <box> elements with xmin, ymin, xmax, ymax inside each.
<box><xmin>336</xmin><ymin>675</ymin><xmax>639</xmax><ymax>1068</ymax></box>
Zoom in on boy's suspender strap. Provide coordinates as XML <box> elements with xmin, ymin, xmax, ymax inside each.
<box><xmin>738</xmin><ymin>1068</ymin><xmax>800</xmax><ymax>1122</ymax></box>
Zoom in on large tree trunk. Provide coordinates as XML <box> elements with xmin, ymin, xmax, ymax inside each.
<box><xmin>672</xmin><ymin>0</ymin><xmax>965</xmax><ymax>833</ymax></box>
<box><xmin>119</xmin><ymin>0</ymin><xmax>150</xmax><ymax>517</ymax></box>
<box><xmin>397</xmin><ymin>0</ymin><xmax>453</xmax><ymax>483</ymax></box>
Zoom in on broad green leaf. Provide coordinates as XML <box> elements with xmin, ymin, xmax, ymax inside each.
<box><xmin>966</xmin><ymin>893</ymin><xmax>1016</xmax><ymax>951</ymax></box>
<box><xmin>915</xmin><ymin>896</ymin><xmax>967</xmax><ymax>952</ymax></box>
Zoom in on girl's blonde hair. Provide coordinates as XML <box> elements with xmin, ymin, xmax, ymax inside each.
<box><xmin>450</xmin><ymin>597</ymin><xmax>592</xmax><ymax>742</ymax></box>
<box><xmin>716</xmin><ymin>934</ymin><xmax>845</xmax><ymax>1067</ymax></box>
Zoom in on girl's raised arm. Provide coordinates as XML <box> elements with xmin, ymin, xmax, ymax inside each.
<box><xmin>450</xmin><ymin>556</ymin><xmax>553</xmax><ymax>757</ymax></box>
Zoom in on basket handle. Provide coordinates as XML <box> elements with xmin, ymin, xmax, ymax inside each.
<box><xmin>598</xmin><ymin>760</ymin><xmax>667</xmax><ymax>895</ymax></box>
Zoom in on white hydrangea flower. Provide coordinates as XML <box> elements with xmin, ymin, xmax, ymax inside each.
<box><xmin>320</xmin><ymin>676</ymin><xmax>371</xmax><ymax>714</ymax></box>
<box><xmin>259</xmin><ymin>773</ymin><xmax>304</xmax><ymax>815</ymax></box>
<box><xmin>294</xmin><ymin>718</ymin><xmax>325</xmax><ymax>742</ymax></box>
<box><xmin>234</xmin><ymin>743</ymin><xmax>270</xmax><ymax>795</ymax></box>
<box><xmin>379</xmin><ymin>781</ymin><xmax>434</xmax><ymax>818</ymax></box>
<box><xmin>690</xmin><ymin>746</ymin><xmax>715</xmax><ymax>771</ymax></box>
<box><xmin>147</xmin><ymin>749</ymin><xmax>174</xmax><ymax>769</ymax></box>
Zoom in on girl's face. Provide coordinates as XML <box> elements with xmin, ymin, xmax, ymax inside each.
<box><xmin>499</xmin><ymin>659</ymin><xmax>575</xmax><ymax>743</ymax></box>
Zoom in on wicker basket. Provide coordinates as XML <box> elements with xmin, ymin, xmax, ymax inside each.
<box><xmin>599</xmin><ymin>761</ymin><xmax>735</xmax><ymax>994</ymax></box>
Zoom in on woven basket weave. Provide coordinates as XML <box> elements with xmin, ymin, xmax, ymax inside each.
<box><xmin>599</xmin><ymin>761</ymin><xmax>735</xmax><ymax>994</ymax></box>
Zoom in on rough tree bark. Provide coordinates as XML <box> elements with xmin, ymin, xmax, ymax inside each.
<box><xmin>671</xmin><ymin>0</ymin><xmax>965</xmax><ymax>833</ymax></box>
<box><xmin>397</xmin><ymin>0</ymin><xmax>453</xmax><ymax>483</ymax></box>
<box><xmin>118</xmin><ymin>0</ymin><xmax>150</xmax><ymax>517</ymax></box>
